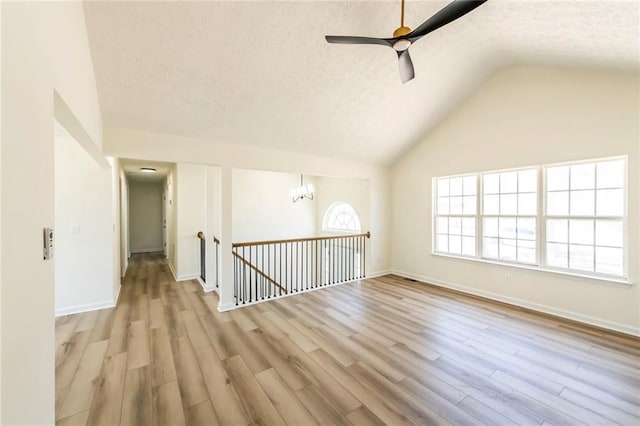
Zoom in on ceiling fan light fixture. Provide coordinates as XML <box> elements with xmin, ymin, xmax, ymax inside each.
<box><xmin>392</xmin><ymin>39</ymin><xmax>412</xmax><ymax>51</ymax></box>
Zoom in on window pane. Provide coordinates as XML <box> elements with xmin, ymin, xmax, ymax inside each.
<box><xmin>484</xmin><ymin>194</ymin><xmax>499</xmax><ymax>215</ymax></box>
<box><xmin>571</xmin><ymin>163</ymin><xmax>595</xmax><ymax>190</ymax></box>
<box><xmin>437</xmin><ymin>179</ymin><xmax>449</xmax><ymax>196</ymax></box>
<box><xmin>595</xmin><ymin>247</ymin><xmax>623</xmax><ymax>276</ymax></box>
<box><xmin>500</xmin><ymin>172</ymin><xmax>518</xmax><ymax>193</ymax></box>
<box><xmin>595</xmin><ymin>220</ymin><xmax>623</xmax><ymax>248</ymax></box>
<box><xmin>547</xmin><ymin>219</ymin><xmax>568</xmax><ymax>243</ymax></box>
<box><xmin>569</xmin><ymin>219</ymin><xmax>594</xmax><ymax>245</ymax></box>
<box><xmin>484</xmin><ymin>173</ymin><xmax>499</xmax><ymax>194</ymax></box>
<box><xmin>499</xmin><ymin>239</ymin><xmax>517</xmax><ymax>261</ymax></box>
<box><xmin>547</xmin><ymin>166</ymin><xmax>569</xmax><ymax>191</ymax></box>
<box><xmin>463</xmin><ymin>176</ymin><xmax>476</xmax><ymax>195</ymax></box>
<box><xmin>547</xmin><ymin>243</ymin><xmax>568</xmax><ymax>267</ymax></box>
<box><xmin>500</xmin><ymin>194</ymin><xmax>517</xmax><ymax>215</ymax></box>
<box><xmin>437</xmin><ymin>234</ymin><xmax>448</xmax><ymax>252</ymax></box>
<box><xmin>438</xmin><ymin>197</ymin><xmax>449</xmax><ymax>215</ymax></box>
<box><xmin>517</xmin><ymin>240</ymin><xmax>536</xmax><ymax>264</ymax></box>
<box><xmin>463</xmin><ymin>196</ymin><xmax>476</xmax><ymax>215</ymax></box>
<box><xmin>462</xmin><ymin>218</ymin><xmax>475</xmax><ymax>237</ymax></box>
<box><xmin>449</xmin><ymin>235</ymin><xmax>462</xmax><ymax>254</ymax></box>
<box><xmin>569</xmin><ymin>244</ymin><xmax>594</xmax><ymax>271</ymax></box>
<box><xmin>518</xmin><ymin>193</ymin><xmax>537</xmax><ymax>215</ymax></box>
<box><xmin>597</xmin><ymin>160</ymin><xmax>624</xmax><ymax>189</ymax></box>
<box><xmin>462</xmin><ymin>237</ymin><xmax>475</xmax><ymax>256</ymax></box>
<box><xmin>450</xmin><ymin>217</ymin><xmax>462</xmax><ymax>235</ymax></box>
<box><xmin>570</xmin><ymin>190</ymin><xmax>594</xmax><ymax>216</ymax></box>
<box><xmin>519</xmin><ymin>169</ymin><xmax>537</xmax><ymax>193</ymax></box>
<box><xmin>499</xmin><ymin>218</ymin><xmax>517</xmax><ymax>239</ymax></box>
<box><xmin>483</xmin><ymin>237</ymin><xmax>499</xmax><ymax>258</ymax></box>
<box><xmin>596</xmin><ymin>189</ymin><xmax>623</xmax><ymax>217</ymax></box>
<box><xmin>517</xmin><ymin>218</ymin><xmax>536</xmax><ymax>241</ymax></box>
<box><xmin>483</xmin><ymin>218</ymin><xmax>498</xmax><ymax>237</ymax></box>
<box><xmin>547</xmin><ymin>191</ymin><xmax>569</xmax><ymax>215</ymax></box>
<box><xmin>450</xmin><ymin>196</ymin><xmax>463</xmax><ymax>215</ymax></box>
<box><xmin>436</xmin><ymin>217</ymin><xmax>448</xmax><ymax>234</ymax></box>
<box><xmin>450</xmin><ymin>178</ymin><xmax>463</xmax><ymax>196</ymax></box>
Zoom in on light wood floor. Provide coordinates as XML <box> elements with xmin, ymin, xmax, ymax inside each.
<box><xmin>55</xmin><ymin>253</ymin><xmax>640</xmax><ymax>425</ymax></box>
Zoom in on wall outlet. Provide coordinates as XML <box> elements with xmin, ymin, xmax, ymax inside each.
<box><xmin>71</xmin><ymin>224</ymin><xmax>80</xmax><ymax>235</ymax></box>
<box><xmin>504</xmin><ymin>274</ymin><xmax>512</xmax><ymax>284</ymax></box>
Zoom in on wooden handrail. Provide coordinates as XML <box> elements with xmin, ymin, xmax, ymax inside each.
<box><xmin>232</xmin><ymin>231</ymin><xmax>370</xmax><ymax>248</ymax></box>
<box><xmin>213</xmin><ymin>236</ymin><xmax>220</xmax><ymax>244</ymax></box>
<box><xmin>232</xmin><ymin>252</ymin><xmax>288</xmax><ymax>294</ymax></box>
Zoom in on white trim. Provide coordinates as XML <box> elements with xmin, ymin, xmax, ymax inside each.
<box><xmin>55</xmin><ymin>299</ymin><xmax>116</xmax><ymax>317</ymax></box>
<box><xmin>392</xmin><ymin>269</ymin><xmax>639</xmax><ymax>337</ymax></box>
<box><xmin>113</xmin><ymin>284</ymin><xmax>121</xmax><ymax>305</ymax></box>
<box><xmin>368</xmin><ymin>269</ymin><xmax>392</xmax><ymax>278</ymax></box>
<box><xmin>197</xmin><ymin>276</ymin><xmax>216</xmax><ymax>293</ymax></box>
<box><xmin>167</xmin><ymin>260</ymin><xmax>178</xmax><ymax>281</ymax></box>
<box><xmin>176</xmin><ymin>273</ymin><xmax>199</xmax><ymax>282</ymax></box>
<box><xmin>130</xmin><ymin>247</ymin><xmax>163</xmax><ymax>254</ymax></box>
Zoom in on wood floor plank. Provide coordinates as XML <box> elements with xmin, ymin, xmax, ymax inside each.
<box><xmin>120</xmin><ymin>366</ymin><xmax>152</xmax><ymax>426</ymax></box>
<box><xmin>150</xmin><ymin>326</ymin><xmax>177</xmax><ymax>386</ymax></box>
<box><xmin>56</xmin><ymin>253</ymin><xmax>640</xmax><ymax>426</ymax></box>
<box><xmin>185</xmin><ymin>400</ymin><xmax>220</xmax><ymax>426</ymax></box>
<box><xmin>58</xmin><ymin>340</ymin><xmax>109</xmax><ymax>419</ymax></box>
<box><xmin>153</xmin><ymin>380</ymin><xmax>186</xmax><ymax>426</ymax></box>
<box><xmin>194</xmin><ymin>346</ymin><xmax>250</xmax><ymax>426</ymax></box>
<box><xmin>87</xmin><ymin>352</ymin><xmax>127</xmax><ymax>425</ymax></box>
<box><xmin>255</xmin><ymin>368</ymin><xmax>318</xmax><ymax>425</ymax></box>
<box><xmin>223</xmin><ymin>355</ymin><xmax>286</xmax><ymax>426</ymax></box>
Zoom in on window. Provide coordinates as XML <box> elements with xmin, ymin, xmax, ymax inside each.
<box><xmin>434</xmin><ymin>175</ymin><xmax>477</xmax><ymax>256</ymax></box>
<box><xmin>482</xmin><ymin>169</ymin><xmax>537</xmax><ymax>264</ymax></box>
<box><xmin>432</xmin><ymin>156</ymin><xmax>627</xmax><ymax>281</ymax></box>
<box><xmin>323</xmin><ymin>202</ymin><xmax>361</xmax><ymax>232</ymax></box>
<box><xmin>545</xmin><ymin>159</ymin><xmax>626</xmax><ymax>277</ymax></box>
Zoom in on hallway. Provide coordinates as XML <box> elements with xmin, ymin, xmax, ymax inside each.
<box><xmin>55</xmin><ymin>254</ymin><xmax>640</xmax><ymax>425</ymax></box>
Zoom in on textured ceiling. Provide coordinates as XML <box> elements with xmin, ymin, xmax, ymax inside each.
<box><xmin>84</xmin><ymin>1</ymin><xmax>640</xmax><ymax>165</ymax></box>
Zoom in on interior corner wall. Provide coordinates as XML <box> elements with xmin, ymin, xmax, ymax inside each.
<box><xmin>108</xmin><ymin>157</ymin><xmax>122</xmax><ymax>297</ymax></box>
<box><xmin>1</xmin><ymin>2</ymin><xmax>104</xmax><ymax>423</ymax></box>
<box><xmin>55</xmin><ymin>123</ymin><xmax>114</xmax><ymax>315</ymax></box>
<box><xmin>232</xmin><ymin>169</ymin><xmax>317</xmax><ymax>242</ymax></box>
<box><xmin>119</xmin><ymin>168</ymin><xmax>130</xmax><ymax>276</ymax></box>
<box><xmin>176</xmin><ymin>163</ymin><xmax>206</xmax><ymax>280</ymax></box>
<box><xmin>391</xmin><ymin>66</ymin><xmax>640</xmax><ymax>335</ymax></box>
<box><xmin>129</xmin><ymin>181</ymin><xmax>163</xmax><ymax>253</ymax></box>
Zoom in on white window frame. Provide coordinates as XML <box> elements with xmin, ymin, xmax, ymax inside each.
<box><xmin>431</xmin><ymin>156</ymin><xmax>630</xmax><ymax>285</ymax></box>
<box><xmin>542</xmin><ymin>156</ymin><xmax>628</xmax><ymax>280</ymax></box>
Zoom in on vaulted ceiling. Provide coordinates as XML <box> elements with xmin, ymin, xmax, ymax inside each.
<box><xmin>84</xmin><ymin>1</ymin><xmax>639</xmax><ymax>165</ymax></box>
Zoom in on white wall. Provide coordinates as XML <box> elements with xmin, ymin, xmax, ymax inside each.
<box><xmin>166</xmin><ymin>165</ymin><xmax>178</xmax><ymax>274</ymax></box>
<box><xmin>205</xmin><ymin>166</ymin><xmax>221</xmax><ymax>291</ymax></box>
<box><xmin>232</xmin><ymin>169</ymin><xmax>317</xmax><ymax>242</ymax></box>
<box><xmin>315</xmin><ymin>176</ymin><xmax>370</xmax><ymax>235</ymax></box>
<box><xmin>119</xmin><ymin>168</ymin><xmax>130</xmax><ymax>275</ymax></box>
<box><xmin>176</xmin><ymin>163</ymin><xmax>207</xmax><ymax>280</ymax></box>
<box><xmin>129</xmin><ymin>181</ymin><xmax>163</xmax><ymax>253</ymax></box>
<box><xmin>54</xmin><ymin>121</ymin><xmax>114</xmax><ymax>315</ymax></box>
<box><xmin>391</xmin><ymin>66</ymin><xmax>640</xmax><ymax>335</ymax></box>
<box><xmin>108</xmin><ymin>158</ymin><xmax>121</xmax><ymax>295</ymax></box>
<box><xmin>1</xmin><ymin>2</ymin><xmax>104</xmax><ymax>423</ymax></box>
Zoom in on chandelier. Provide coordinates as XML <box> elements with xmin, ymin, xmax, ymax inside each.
<box><xmin>291</xmin><ymin>174</ymin><xmax>315</xmax><ymax>203</ymax></box>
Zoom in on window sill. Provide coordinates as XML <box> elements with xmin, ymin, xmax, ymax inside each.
<box><xmin>431</xmin><ymin>252</ymin><xmax>634</xmax><ymax>287</ymax></box>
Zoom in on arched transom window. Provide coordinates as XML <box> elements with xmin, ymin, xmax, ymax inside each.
<box><xmin>323</xmin><ymin>202</ymin><xmax>362</xmax><ymax>232</ymax></box>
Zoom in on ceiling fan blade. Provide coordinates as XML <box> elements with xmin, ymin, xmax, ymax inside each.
<box><xmin>408</xmin><ymin>0</ymin><xmax>488</xmax><ymax>42</ymax></box>
<box><xmin>397</xmin><ymin>50</ymin><xmax>415</xmax><ymax>83</ymax></box>
<box><xmin>325</xmin><ymin>35</ymin><xmax>392</xmax><ymax>47</ymax></box>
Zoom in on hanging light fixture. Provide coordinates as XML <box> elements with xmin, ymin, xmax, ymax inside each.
<box><xmin>291</xmin><ymin>174</ymin><xmax>314</xmax><ymax>203</ymax></box>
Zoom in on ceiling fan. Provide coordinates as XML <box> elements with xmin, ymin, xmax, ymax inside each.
<box><xmin>325</xmin><ymin>0</ymin><xmax>488</xmax><ymax>83</ymax></box>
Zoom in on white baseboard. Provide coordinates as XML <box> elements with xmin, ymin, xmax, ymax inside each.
<box><xmin>113</xmin><ymin>284</ymin><xmax>122</xmax><ymax>305</ymax></box>
<box><xmin>167</xmin><ymin>261</ymin><xmax>178</xmax><ymax>281</ymax></box>
<box><xmin>131</xmin><ymin>247</ymin><xmax>163</xmax><ymax>254</ymax></box>
<box><xmin>368</xmin><ymin>269</ymin><xmax>392</xmax><ymax>278</ymax></box>
<box><xmin>218</xmin><ymin>302</ymin><xmax>236</xmax><ymax>312</ymax></box>
<box><xmin>55</xmin><ymin>299</ymin><xmax>116</xmax><ymax>317</ymax></box>
<box><xmin>197</xmin><ymin>277</ymin><xmax>216</xmax><ymax>293</ymax></box>
<box><xmin>176</xmin><ymin>273</ymin><xmax>200</xmax><ymax>282</ymax></box>
<box><xmin>392</xmin><ymin>269</ymin><xmax>639</xmax><ymax>337</ymax></box>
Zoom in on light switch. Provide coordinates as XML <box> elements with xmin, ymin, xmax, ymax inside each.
<box><xmin>71</xmin><ymin>224</ymin><xmax>80</xmax><ymax>235</ymax></box>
